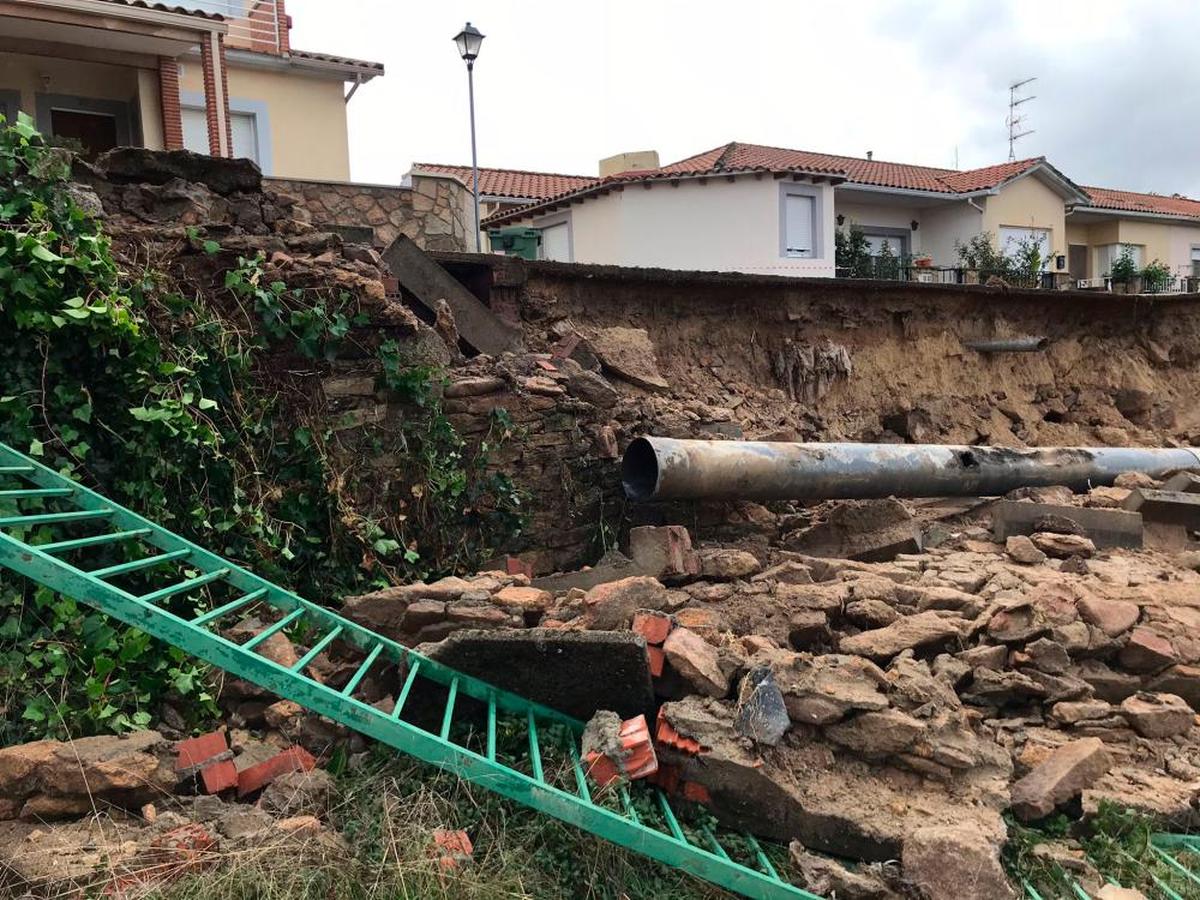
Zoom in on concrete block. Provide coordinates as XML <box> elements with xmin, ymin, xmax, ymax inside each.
<box><xmin>1160</xmin><ymin>472</ymin><xmax>1200</xmax><ymax>494</ymax></box>
<box><xmin>992</xmin><ymin>501</ymin><xmax>1143</xmax><ymax>549</ymax></box>
<box><xmin>1122</xmin><ymin>489</ymin><xmax>1200</xmax><ymax>527</ymax></box>
<box><xmin>629</xmin><ymin>525</ymin><xmax>699</xmax><ymax>579</ymax></box>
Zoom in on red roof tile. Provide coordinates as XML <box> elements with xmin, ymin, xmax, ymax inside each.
<box><xmin>1081</xmin><ymin>185</ymin><xmax>1200</xmax><ymax>221</ymax></box>
<box><xmin>289</xmin><ymin>49</ymin><xmax>385</xmax><ymax>74</ymax></box>
<box><xmin>412</xmin><ymin>164</ymin><xmax>595</xmax><ymax>201</ymax></box>
<box><xmin>98</xmin><ymin>0</ymin><xmax>224</xmax><ymax>20</ymax></box>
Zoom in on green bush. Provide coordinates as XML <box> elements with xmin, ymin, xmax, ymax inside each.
<box><xmin>1108</xmin><ymin>245</ymin><xmax>1139</xmax><ymax>282</ymax></box>
<box><xmin>0</xmin><ymin>113</ymin><xmax>523</xmax><ymax>741</ymax></box>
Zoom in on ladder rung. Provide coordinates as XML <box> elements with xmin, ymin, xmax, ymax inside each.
<box><xmin>486</xmin><ymin>691</ymin><xmax>497</xmax><ymax>761</ymax></box>
<box><xmin>657</xmin><ymin>791</ymin><xmax>686</xmax><ymax>842</ymax></box>
<box><xmin>243</xmin><ymin>607</ymin><xmax>305</xmax><ymax>650</ymax></box>
<box><xmin>0</xmin><ymin>509</ymin><xmax>113</xmax><ymax>527</ymax></box>
<box><xmin>702</xmin><ymin>825</ymin><xmax>730</xmax><ymax>860</ymax></box>
<box><xmin>567</xmin><ymin>738</ymin><xmax>591</xmax><ymax>802</ymax></box>
<box><xmin>341</xmin><ymin>642</ymin><xmax>383</xmax><ymax>697</ymax></box>
<box><xmin>527</xmin><ymin>710</ymin><xmax>544</xmax><ymax>782</ymax></box>
<box><xmin>744</xmin><ymin>832</ymin><xmax>780</xmax><ymax>881</ymax></box>
<box><xmin>190</xmin><ymin>588</ymin><xmax>268</xmax><ymax>626</ymax></box>
<box><xmin>40</xmin><ymin>528</ymin><xmax>153</xmax><ymax>553</ymax></box>
<box><xmin>0</xmin><ymin>466</ymin><xmax>34</xmax><ymax>474</ymax></box>
<box><xmin>390</xmin><ymin>660</ymin><xmax>420</xmax><ymax>720</ymax></box>
<box><xmin>140</xmin><ymin>568</ymin><xmax>230</xmax><ymax>604</ymax></box>
<box><xmin>439</xmin><ymin>677</ymin><xmax>459</xmax><ymax>740</ymax></box>
<box><xmin>89</xmin><ymin>549</ymin><xmax>190</xmax><ymax>579</ymax></box>
<box><xmin>291</xmin><ymin>625</ymin><xmax>343</xmax><ymax>673</ymax></box>
<box><xmin>0</xmin><ymin>488</ymin><xmax>73</xmax><ymax>499</ymax></box>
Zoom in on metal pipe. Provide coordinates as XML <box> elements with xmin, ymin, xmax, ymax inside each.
<box><xmin>622</xmin><ymin>437</ymin><xmax>1200</xmax><ymax>502</ymax></box>
<box><xmin>963</xmin><ymin>336</ymin><xmax>1049</xmax><ymax>353</ymax></box>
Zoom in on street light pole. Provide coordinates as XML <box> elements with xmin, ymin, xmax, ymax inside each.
<box><xmin>453</xmin><ymin>23</ymin><xmax>486</xmax><ymax>253</ymax></box>
<box><xmin>467</xmin><ymin>58</ymin><xmax>481</xmax><ymax>252</ymax></box>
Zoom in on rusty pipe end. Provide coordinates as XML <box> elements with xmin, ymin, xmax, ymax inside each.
<box><xmin>621</xmin><ymin>437</ymin><xmax>661</xmax><ymax>501</ymax></box>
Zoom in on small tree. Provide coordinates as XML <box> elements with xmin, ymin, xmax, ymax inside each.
<box><xmin>1141</xmin><ymin>259</ymin><xmax>1172</xmax><ymax>293</ymax></box>
<box><xmin>1009</xmin><ymin>233</ymin><xmax>1053</xmax><ymax>288</ymax></box>
<box><xmin>955</xmin><ymin>232</ymin><xmax>1013</xmax><ymax>279</ymax></box>
<box><xmin>875</xmin><ymin>239</ymin><xmax>900</xmax><ymax>281</ymax></box>
<box><xmin>1108</xmin><ymin>245</ymin><xmax>1139</xmax><ymax>282</ymax></box>
<box><xmin>835</xmin><ymin>223</ymin><xmax>873</xmax><ymax>278</ymax></box>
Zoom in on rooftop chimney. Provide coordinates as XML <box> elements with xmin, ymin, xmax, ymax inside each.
<box><xmin>866</xmin><ymin>150</ymin><xmax>874</xmax><ymax>161</ymax></box>
<box><xmin>599</xmin><ymin>150</ymin><xmax>660</xmax><ymax>177</ymax></box>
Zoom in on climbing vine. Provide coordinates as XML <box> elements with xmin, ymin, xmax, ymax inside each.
<box><xmin>0</xmin><ymin>114</ymin><xmax>523</xmax><ymax>741</ymax></box>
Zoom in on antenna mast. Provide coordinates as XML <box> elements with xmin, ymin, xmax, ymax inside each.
<box><xmin>1007</xmin><ymin>77</ymin><xmax>1036</xmax><ymax>160</ymax></box>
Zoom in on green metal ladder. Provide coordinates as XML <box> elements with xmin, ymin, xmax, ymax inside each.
<box><xmin>0</xmin><ymin>441</ymin><xmax>819</xmax><ymax>900</ymax></box>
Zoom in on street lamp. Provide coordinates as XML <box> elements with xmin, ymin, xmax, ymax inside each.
<box><xmin>453</xmin><ymin>22</ymin><xmax>485</xmax><ymax>252</ymax></box>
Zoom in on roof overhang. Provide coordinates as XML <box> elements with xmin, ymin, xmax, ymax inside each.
<box><xmin>0</xmin><ymin>0</ymin><xmax>226</xmax><ymax>44</ymax></box>
<box><xmin>484</xmin><ymin>167</ymin><xmax>846</xmax><ymax>227</ymax></box>
<box><xmin>1066</xmin><ymin>205</ymin><xmax>1200</xmax><ymax>226</ymax></box>
<box><xmin>835</xmin><ymin>182</ymin><xmax>985</xmax><ymax>203</ymax></box>
<box><xmin>997</xmin><ymin>161</ymin><xmax>1091</xmax><ymax>204</ymax></box>
<box><xmin>221</xmin><ymin>47</ymin><xmax>383</xmax><ymax>81</ymax></box>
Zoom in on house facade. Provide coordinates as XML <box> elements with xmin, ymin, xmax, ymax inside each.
<box><xmin>479</xmin><ymin>141</ymin><xmax>1200</xmax><ymax>285</ymax></box>
<box><xmin>0</xmin><ymin>0</ymin><xmax>382</xmax><ymax>179</ymax></box>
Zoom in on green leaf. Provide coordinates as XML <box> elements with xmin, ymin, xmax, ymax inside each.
<box><xmin>28</xmin><ymin>439</ymin><xmax>43</xmax><ymax>457</ymax></box>
<box><xmin>202</xmin><ymin>240</ymin><xmax>221</xmax><ymax>255</ymax></box>
<box><xmin>197</xmin><ymin>397</ymin><xmax>218</xmax><ymax>410</ymax></box>
<box><xmin>64</xmin><ymin>297</ymin><xmax>86</xmax><ymax>309</ymax></box>
<box><xmin>30</xmin><ymin>243</ymin><xmax>61</xmax><ymax>262</ymax></box>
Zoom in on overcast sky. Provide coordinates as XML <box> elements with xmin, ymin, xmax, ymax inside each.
<box><xmin>288</xmin><ymin>0</ymin><xmax>1200</xmax><ymax>197</ymax></box>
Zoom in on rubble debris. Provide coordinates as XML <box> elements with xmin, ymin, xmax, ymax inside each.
<box><xmin>788</xmin><ymin>843</ymin><xmax>901</xmax><ymax>900</ymax></box>
<box><xmin>837</xmin><ymin>611</ymin><xmax>963</xmax><ymax>661</ymax></box>
<box><xmin>587</xmin><ymin>326</ymin><xmax>670</xmax><ymax>391</ymax></box>
<box><xmin>581</xmin><ymin>712</ymin><xmax>657</xmax><ymax>787</ymax></box>
<box><xmin>662</xmin><ymin>627</ymin><xmax>730</xmax><ymax>698</ymax></box>
<box><xmin>901</xmin><ymin>824</ymin><xmax>1016</xmax><ymax>900</ymax></box>
<box><xmin>734</xmin><ymin>667</ymin><xmax>790</xmax><ymax>745</ymax></box>
<box><xmin>1119</xmin><ymin>692</ymin><xmax>1194</xmax><ymax>738</ymax></box>
<box><xmin>771</xmin><ymin>340</ymin><xmax>853</xmax><ymax>404</ymax></box>
<box><xmin>1009</xmin><ymin>738</ymin><xmax>1112</xmax><ymax>822</ymax></box>
<box><xmin>430</xmin><ymin>828</ymin><xmax>474</xmax><ymax>871</ymax></box>
<box><xmin>628</xmin><ymin>525</ymin><xmax>699</xmax><ymax>578</ymax></box>
<box><xmin>1030</xmin><ymin>532</ymin><xmax>1096</xmax><ymax>558</ymax></box>
<box><xmin>992</xmin><ymin>500</ymin><xmax>1144</xmax><ymax>550</ymax></box>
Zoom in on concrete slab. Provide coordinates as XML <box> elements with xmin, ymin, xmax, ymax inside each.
<box><xmin>382</xmin><ymin>235</ymin><xmax>521</xmax><ymax>355</ymax></box>
<box><xmin>531</xmin><ymin>551</ymin><xmax>642</xmax><ymax>593</ymax></box>
<box><xmin>992</xmin><ymin>501</ymin><xmax>1143</xmax><ymax>549</ymax></box>
<box><xmin>1122</xmin><ymin>490</ymin><xmax>1200</xmax><ymax>527</ymax></box>
<box><xmin>1161</xmin><ymin>472</ymin><xmax>1200</xmax><ymax>494</ymax></box>
<box><xmin>425</xmin><ymin>629</ymin><xmax>655</xmax><ymax>721</ymax></box>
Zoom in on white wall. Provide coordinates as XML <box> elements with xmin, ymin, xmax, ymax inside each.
<box><xmin>920</xmin><ymin>200</ymin><xmax>984</xmax><ymax>267</ymax></box>
<box><xmin>836</xmin><ymin>200</ymin><xmax>921</xmax><ymax>253</ymax></box>
<box><xmin>1168</xmin><ymin>224</ymin><xmax>1200</xmax><ymax>276</ymax></box>
<box><xmin>533</xmin><ymin>175</ymin><xmax>836</xmax><ymax>277</ymax></box>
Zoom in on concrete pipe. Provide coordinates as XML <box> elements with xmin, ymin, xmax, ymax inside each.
<box><xmin>962</xmin><ymin>336</ymin><xmax>1049</xmax><ymax>353</ymax></box>
<box><xmin>621</xmin><ymin>437</ymin><xmax>1200</xmax><ymax>502</ymax></box>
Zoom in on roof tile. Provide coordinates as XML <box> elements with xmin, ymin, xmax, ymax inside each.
<box><xmin>412</xmin><ymin>164</ymin><xmax>594</xmax><ymax>201</ymax></box>
<box><xmin>1081</xmin><ymin>185</ymin><xmax>1200</xmax><ymax>221</ymax></box>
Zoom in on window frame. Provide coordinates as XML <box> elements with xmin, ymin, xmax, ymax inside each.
<box><xmin>34</xmin><ymin>93</ymin><xmax>133</xmax><ymax>147</ymax></box>
<box><xmin>861</xmin><ymin>226</ymin><xmax>911</xmax><ymax>258</ymax></box>
<box><xmin>532</xmin><ymin>212</ymin><xmax>573</xmax><ymax>262</ymax></box>
<box><xmin>778</xmin><ymin>183</ymin><xmax>826</xmax><ymax>260</ymax></box>
<box><xmin>179</xmin><ymin>91</ymin><xmax>273</xmax><ymax>174</ymax></box>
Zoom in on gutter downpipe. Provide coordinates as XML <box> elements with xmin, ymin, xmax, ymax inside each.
<box><xmin>345</xmin><ymin>74</ymin><xmax>364</xmax><ymax>104</ymax></box>
<box><xmin>621</xmin><ymin>437</ymin><xmax>1200</xmax><ymax>503</ymax></box>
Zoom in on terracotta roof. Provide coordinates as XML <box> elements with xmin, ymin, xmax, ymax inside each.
<box><xmin>1080</xmin><ymin>185</ymin><xmax>1200</xmax><ymax>221</ymax></box>
<box><xmin>412</xmin><ymin>164</ymin><xmax>594</xmax><ymax>201</ymax></box>
<box><xmin>289</xmin><ymin>48</ymin><xmax>385</xmax><ymax>74</ymax></box>
<box><xmin>482</xmin><ymin>142</ymin><xmax>1066</xmax><ymax>226</ymax></box>
<box><xmin>98</xmin><ymin>0</ymin><xmax>224</xmax><ymax>20</ymax></box>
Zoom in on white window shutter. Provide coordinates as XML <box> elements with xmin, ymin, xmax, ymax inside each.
<box><xmin>230</xmin><ymin>112</ymin><xmax>259</xmax><ymax>163</ymax></box>
<box><xmin>785</xmin><ymin>194</ymin><xmax>815</xmax><ymax>257</ymax></box>
<box><xmin>540</xmin><ymin>222</ymin><xmax>571</xmax><ymax>261</ymax></box>
<box><xmin>181</xmin><ymin>108</ymin><xmax>208</xmax><ymax>155</ymax></box>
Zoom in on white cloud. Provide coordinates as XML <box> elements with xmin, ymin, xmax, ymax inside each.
<box><xmin>287</xmin><ymin>0</ymin><xmax>1200</xmax><ymax>196</ymax></box>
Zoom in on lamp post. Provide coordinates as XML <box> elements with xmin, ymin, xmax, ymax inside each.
<box><xmin>453</xmin><ymin>22</ymin><xmax>485</xmax><ymax>252</ymax></box>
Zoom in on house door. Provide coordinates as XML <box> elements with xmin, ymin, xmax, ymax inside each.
<box><xmin>540</xmin><ymin>222</ymin><xmax>571</xmax><ymax>261</ymax></box>
<box><xmin>50</xmin><ymin>109</ymin><xmax>117</xmax><ymax>159</ymax></box>
<box><xmin>1068</xmin><ymin>244</ymin><xmax>1088</xmax><ymax>280</ymax></box>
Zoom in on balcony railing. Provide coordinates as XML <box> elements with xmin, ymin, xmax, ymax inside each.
<box><xmin>837</xmin><ymin>260</ymin><xmax>1200</xmax><ymax>294</ymax></box>
<box><xmin>172</xmin><ymin>0</ymin><xmax>285</xmax><ymax>54</ymax></box>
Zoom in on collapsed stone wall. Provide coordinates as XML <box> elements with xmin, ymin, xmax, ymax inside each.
<box><xmin>265</xmin><ymin>173</ymin><xmax>473</xmax><ymax>251</ymax></box>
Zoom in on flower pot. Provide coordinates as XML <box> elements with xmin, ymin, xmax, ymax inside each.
<box><xmin>914</xmin><ymin>257</ymin><xmax>933</xmax><ymax>268</ymax></box>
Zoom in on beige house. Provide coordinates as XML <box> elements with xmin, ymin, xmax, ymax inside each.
<box><xmin>0</xmin><ymin>0</ymin><xmax>382</xmax><ymax>180</ymax></box>
<box><xmin>1067</xmin><ymin>187</ymin><xmax>1200</xmax><ymax>282</ymax></box>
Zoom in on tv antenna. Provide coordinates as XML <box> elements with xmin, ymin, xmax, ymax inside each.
<box><xmin>1007</xmin><ymin>77</ymin><xmax>1036</xmax><ymax>160</ymax></box>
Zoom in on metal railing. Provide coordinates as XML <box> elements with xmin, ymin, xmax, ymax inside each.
<box><xmin>172</xmin><ymin>0</ymin><xmax>284</xmax><ymax>53</ymax></box>
<box><xmin>838</xmin><ymin>261</ymin><xmax>1200</xmax><ymax>294</ymax></box>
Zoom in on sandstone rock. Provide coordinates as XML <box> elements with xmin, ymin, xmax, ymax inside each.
<box><xmin>957</xmin><ymin>644</ymin><xmax>1008</xmax><ymax>670</ymax></box>
<box><xmin>1114</xmin><ymin>471</ymin><xmax>1156</xmax><ymax>489</ymax></box>
<box><xmin>1076</xmin><ymin>595</ymin><xmax>1140</xmax><ymax>637</ymax></box>
<box><xmin>581</xmin><ymin>576</ymin><xmax>668</xmax><ymax>629</ymax></box>
<box><xmin>492</xmin><ymin>585</ymin><xmax>554</xmax><ymax>611</ymax></box>
<box><xmin>769</xmin><ymin>653</ymin><xmax>889</xmax><ymax>725</ymax></box>
<box><xmin>838</xmin><ymin>611</ymin><xmax>963</xmax><ymax>661</ymax></box>
<box><xmin>697</xmin><ymin>548</ymin><xmax>760</xmax><ymax>580</ymax></box>
<box><xmin>1095</xmin><ymin>887</ymin><xmax>1148</xmax><ymax>900</ymax></box>
<box><xmin>987</xmin><ymin>605</ymin><xmax>1049</xmax><ymax>644</ymax></box>
<box><xmin>1023</xmin><ymin>638</ymin><xmax>1071</xmax><ymax>675</ymax></box>
<box><xmin>628</xmin><ymin>525</ymin><xmax>699</xmax><ymax>579</ymax></box>
<box><xmin>1119</xmin><ymin>692</ymin><xmax>1194</xmax><ymax>738</ymax></box>
<box><xmin>1009</xmin><ymin>738</ymin><xmax>1112</xmax><ymax>822</ymax></box>
<box><xmin>902</xmin><ymin>824</ymin><xmax>1016</xmax><ymax>900</ymax></box>
<box><xmin>1049</xmin><ymin>699</ymin><xmax>1114</xmax><ymax>726</ymax></box>
<box><xmin>825</xmin><ymin>709</ymin><xmax>925</xmax><ymax>756</ymax></box>
<box><xmin>1006</xmin><ymin>535</ymin><xmax>1047</xmax><ymax>565</ymax></box>
<box><xmin>788</xmin><ymin>610</ymin><xmax>830</xmax><ymax>648</ymax></box>
<box><xmin>885</xmin><ymin>656</ymin><xmax>961</xmax><ymax>712</ymax></box>
<box><xmin>1074</xmin><ymin>660</ymin><xmax>1142</xmax><ymax>704</ymax></box>
<box><xmin>961</xmin><ymin>667</ymin><xmax>1049</xmax><ymax>706</ymax></box>
<box><xmin>663</xmin><ymin>628</ymin><xmax>730</xmax><ymax>698</ymax></box>
<box><xmin>565</xmin><ymin>369</ymin><xmax>620</xmax><ymax>408</ymax></box>
<box><xmin>751</xmin><ymin>561</ymin><xmax>815</xmax><ymax>585</ymax></box>
<box><xmin>789</xmin><ymin>843</ymin><xmax>901</xmax><ymax>899</ymax></box>
<box><xmin>1118</xmin><ymin>628</ymin><xmax>1177</xmax><ymax>673</ymax></box>
<box><xmin>1031</xmin><ymin>532</ymin><xmax>1096</xmax><ymax>559</ymax></box>
<box><xmin>845</xmin><ymin>599</ymin><xmax>899</xmax><ymax>628</ymax></box>
<box><xmin>1147</xmin><ymin>664</ymin><xmax>1200</xmax><ymax>709</ymax></box>
<box><xmin>588</xmin><ymin>326</ymin><xmax>669</xmax><ymax>391</ymax></box>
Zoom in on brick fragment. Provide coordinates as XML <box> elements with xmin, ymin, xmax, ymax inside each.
<box><xmin>200</xmin><ymin>759</ymin><xmax>238</xmax><ymax>795</ymax></box>
<box><xmin>655</xmin><ymin>707</ymin><xmax>705</xmax><ymax>755</ymax></box>
<box><xmin>430</xmin><ymin>828</ymin><xmax>474</xmax><ymax>871</ymax></box>
<box><xmin>633</xmin><ymin>610</ymin><xmax>674</xmax><ymax>645</ymax></box>
<box><xmin>646</xmin><ymin>645</ymin><xmax>666</xmax><ymax>678</ymax></box>
<box><xmin>175</xmin><ymin>731</ymin><xmax>229</xmax><ymax>773</ymax></box>
<box><xmin>236</xmin><ymin>746</ymin><xmax>316</xmax><ymax>798</ymax></box>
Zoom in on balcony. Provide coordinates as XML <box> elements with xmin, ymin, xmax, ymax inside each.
<box><xmin>169</xmin><ymin>1</ymin><xmax>286</xmax><ymax>54</ymax></box>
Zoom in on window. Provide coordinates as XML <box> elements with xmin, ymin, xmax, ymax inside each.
<box><xmin>1191</xmin><ymin>246</ymin><xmax>1200</xmax><ymax>278</ymax></box>
<box><xmin>181</xmin><ymin>107</ymin><xmax>261</xmax><ymax>165</ymax></box>
<box><xmin>784</xmin><ymin>193</ymin><xmax>816</xmax><ymax>258</ymax></box>
<box><xmin>998</xmin><ymin>226</ymin><xmax>1051</xmax><ymax>267</ymax></box>
<box><xmin>863</xmin><ymin>232</ymin><xmax>908</xmax><ymax>258</ymax></box>
<box><xmin>50</xmin><ymin>109</ymin><xmax>119</xmax><ymax>159</ymax></box>
<box><xmin>540</xmin><ymin>221</ymin><xmax>571</xmax><ymax>261</ymax></box>
<box><xmin>1096</xmin><ymin>243</ymin><xmax>1143</xmax><ymax>276</ymax></box>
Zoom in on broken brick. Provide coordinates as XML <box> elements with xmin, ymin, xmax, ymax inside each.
<box><xmin>655</xmin><ymin>707</ymin><xmax>705</xmax><ymax>755</ymax></box>
<box><xmin>236</xmin><ymin>746</ymin><xmax>316</xmax><ymax>798</ymax></box>
<box><xmin>174</xmin><ymin>731</ymin><xmax>229</xmax><ymax>773</ymax></box>
<box><xmin>633</xmin><ymin>610</ymin><xmax>674</xmax><ymax>645</ymax></box>
<box><xmin>629</xmin><ymin>525</ymin><xmax>700</xmax><ymax>578</ymax></box>
<box><xmin>200</xmin><ymin>759</ymin><xmax>238</xmax><ymax>795</ymax></box>
<box><xmin>648</xmin><ymin>761</ymin><xmax>682</xmax><ymax>794</ymax></box>
<box><xmin>681</xmin><ymin>781</ymin><xmax>711</xmax><ymax>804</ymax></box>
<box><xmin>584</xmin><ymin>714</ymin><xmax>658</xmax><ymax>788</ymax></box>
<box><xmin>431</xmin><ymin>828</ymin><xmax>474</xmax><ymax>871</ymax></box>
<box><xmin>646</xmin><ymin>645</ymin><xmax>666</xmax><ymax>677</ymax></box>
<box><xmin>505</xmin><ymin>556</ymin><xmax>534</xmax><ymax>578</ymax></box>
